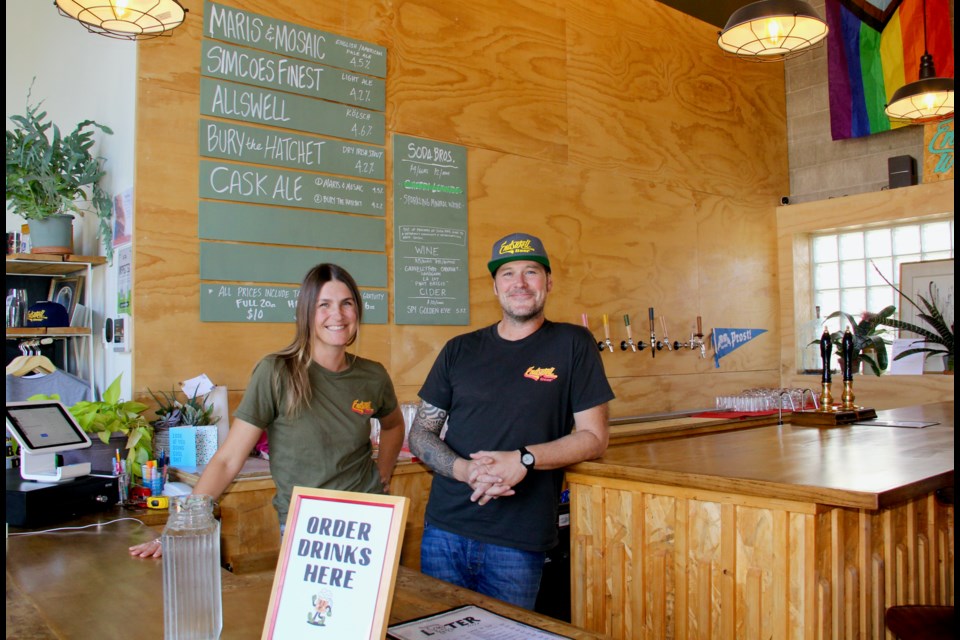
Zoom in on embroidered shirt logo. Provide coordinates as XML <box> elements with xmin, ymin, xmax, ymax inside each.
<box><xmin>524</xmin><ymin>366</ymin><xmax>558</xmax><ymax>382</ymax></box>
<box><xmin>498</xmin><ymin>239</ymin><xmax>535</xmax><ymax>256</ymax></box>
<box><xmin>351</xmin><ymin>400</ymin><xmax>374</xmax><ymax>415</ymax></box>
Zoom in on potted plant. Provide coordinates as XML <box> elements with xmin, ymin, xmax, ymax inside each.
<box><xmin>873</xmin><ymin>269</ymin><xmax>954</xmax><ymax>373</ymax></box>
<box><xmin>5</xmin><ymin>92</ymin><xmax>113</xmax><ymax>257</ymax></box>
<box><xmin>816</xmin><ymin>306</ymin><xmax>896</xmax><ymax>376</ymax></box>
<box><xmin>67</xmin><ymin>374</ymin><xmax>153</xmax><ymax>478</ymax></box>
<box><xmin>149</xmin><ymin>386</ymin><xmax>219</xmax><ymax>458</ymax></box>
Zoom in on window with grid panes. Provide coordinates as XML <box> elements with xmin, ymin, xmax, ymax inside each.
<box><xmin>809</xmin><ymin>219</ymin><xmax>954</xmax><ymax>371</ymax></box>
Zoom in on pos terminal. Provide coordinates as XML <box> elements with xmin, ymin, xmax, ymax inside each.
<box><xmin>6</xmin><ymin>401</ymin><xmax>92</xmax><ymax>482</ymax></box>
<box><xmin>7</xmin><ymin>401</ymin><xmax>120</xmax><ymax>527</ymax></box>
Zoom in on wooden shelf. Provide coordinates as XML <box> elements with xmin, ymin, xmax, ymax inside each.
<box><xmin>5</xmin><ymin>327</ymin><xmax>92</xmax><ymax>339</ymax></box>
<box><xmin>6</xmin><ymin>253</ymin><xmax>106</xmax><ymax>275</ymax></box>
<box><xmin>6</xmin><ymin>256</ymin><xmax>101</xmax><ymax>398</ymax></box>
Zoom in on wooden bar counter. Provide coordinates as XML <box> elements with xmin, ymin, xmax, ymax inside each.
<box><xmin>566</xmin><ymin>402</ymin><xmax>954</xmax><ymax>640</ymax></box>
<box><xmin>6</xmin><ymin>512</ymin><xmax>606</xmax><ymax>639</ymax></box>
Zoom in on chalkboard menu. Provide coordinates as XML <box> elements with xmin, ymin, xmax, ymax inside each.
<box><xmin>393</xmin><ymin>135</ymin><xmax>469</xmax><ymax>325</ymax></box>
<box><xmin>200</xmin><ymin>4</ymin><xmax>388</xmax><ymax>323</ymax></box>
<box><xmin>200</xmin><ymin>79</ymin><xmax>384</xmax><ymax>144</ymax></box>
<box><xmin>204</xmin><ymin>2</ymin><xmax>387</xmax><ymax>78</ymax></box>
<box><xmin>200</xmin><ymin>284</ymin><xmax>387</xmax><ymax>324</ymax></box>
<box><xmin>199</xmin><ymin>159</ymin><xmax>385</xmax><ymax>215</ymax></box>
<box><xmin>199</xmin><ymin>119</ymin><xmax>384</xmax><ymax>179</ymax></box>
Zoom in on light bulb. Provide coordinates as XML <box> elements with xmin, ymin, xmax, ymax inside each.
<box><xmin>765</xmin><ymin>19</ymin><xmax>783</xmax><ymax>47</ymax></box>
<box><xmin>113</xmin><ymin>0</ymin><xmax>130</xmax><ymax>20</ymax></box>
<box><xmin>920</xmin><ymin>93</ymin><xmax>937</xmax><ymax>113</ymax></box>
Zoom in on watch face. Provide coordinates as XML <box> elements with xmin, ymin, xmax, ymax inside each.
<box><xmin>521</xmin><ymin>453</ymin><xmax>535</xmax><ymax>466</ymax></box>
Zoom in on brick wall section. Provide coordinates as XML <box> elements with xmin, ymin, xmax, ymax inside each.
<box><xmin>783</xmin><ymin>0</ymin><xmax>953</xmax><ymax>204</ymax></box>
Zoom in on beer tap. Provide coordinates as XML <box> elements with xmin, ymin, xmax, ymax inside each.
<box><xmin>648</xmin><ymin>307</ymin><xmax>657</xmax><ymax>358</ymax></box>
<box><xmin>660</xmin><ymin>316</ymin><xmax>680</xmax><ymax>351</ymax></box>
<box><xmin>818</xmin><ymin>327</ymin><xmax>834</xmax><ymax>410</ymax></box>
<box><xmin>601</xmin><ymin>314</ymin><xmax>614</xmax><ymax>353</ymax></box>
<box><xmin>687</xmin><ymin>315</ymin><xmax>707</xmax><ymax>358</ymax></box>
<box><xmin>840</xmin><ymin>328</ymin><xmax>856</xmax><ymax>410</ymax></box>
<box><xmin>620</xmin><ymin>314</ymin><xmax>637</xmax><ymax>351</ymax></box>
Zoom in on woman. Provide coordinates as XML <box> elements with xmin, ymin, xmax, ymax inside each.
<box><xmin>130</xmin><ymin>264</ymin><xmax>405</xmax><ymax>558</ymax></box>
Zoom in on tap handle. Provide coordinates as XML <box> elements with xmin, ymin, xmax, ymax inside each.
<box><xmin>819</xmin><ymin>328</ymin><xmax>832</xmax><ymax>384</ymax></box>
<box><xmin>841</xmin><ymin>329</ymin><xmax>854</xmax><ymax>381</ymax></box>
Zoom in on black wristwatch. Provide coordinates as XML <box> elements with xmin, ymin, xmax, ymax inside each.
<box><xmin>519</xmin><ymin>446</ymin><xmax>536</xmax><ymax>471</ymax></box>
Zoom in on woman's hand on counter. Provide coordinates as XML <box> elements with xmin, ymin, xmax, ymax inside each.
<box><xmin>129</xmin><ymin>538</ymin><xmax>163</xmax><ymax>559</ymax></box>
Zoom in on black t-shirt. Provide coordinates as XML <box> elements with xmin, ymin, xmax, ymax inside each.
<box><xmin>419</xmin><ymin>320</ymin><xmax>615</xmax><ymax>551</ymax></box>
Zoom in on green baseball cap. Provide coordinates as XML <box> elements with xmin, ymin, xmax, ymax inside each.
<box><xmin>487</xmin><ymin>232</ymin><xmax>551</xmax><ymax>275</ymax></box>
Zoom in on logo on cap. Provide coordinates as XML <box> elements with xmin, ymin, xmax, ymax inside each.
<box><xmin>498</xmin><ymin>239</ymin><xmax>536</xmax><ymax>256</ymax></box>
<box><xmin>487</xmin><ymin>232</ymin><xmax>551</xmax><ymax>275</ymax></box>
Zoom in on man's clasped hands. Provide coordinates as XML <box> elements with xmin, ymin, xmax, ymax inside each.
<box><xmin>457</xmin><ymin>450</ymin><xmax>528</xmax><ymax>505</ymax></box>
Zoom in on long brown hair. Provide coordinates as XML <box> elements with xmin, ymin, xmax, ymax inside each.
<box><xmin>271</xmin><ymin>263</ymin><xmax>363</xmax><ymax>416</ymax></box>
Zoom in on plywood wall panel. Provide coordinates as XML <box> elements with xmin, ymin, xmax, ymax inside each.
<box><xmin>388</xmin><ymin>0</ymin><xmax>568</xmax><ymax>161</ymax></box>
<box><xmin>134</xmin><ymin>0</ymin><xmax>790</xmax><ymax>417</ymax></box>
<box><xmin>566</xmin><ymin>0</ymin><xmax>788</xmax><ymax>198</ymax></box>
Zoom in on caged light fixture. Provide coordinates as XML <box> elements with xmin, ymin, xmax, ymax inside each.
<box><xmin>884</xmin><ymin>0</ymin><xmax>954</xmax><ymax>123</ymax></box>
<box><xmin>55</xmin><ymin>1</ymin><xmax>188</xmax><ymax>41</ymax></box>
<box><xmin>718</xmin><ymin>0</ymin><xmax>828</xmax><ymax>61</ymax></box>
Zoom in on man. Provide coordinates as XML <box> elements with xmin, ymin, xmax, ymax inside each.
<box><xmin>409</xmin><ymin>232</ymin><xmax>614</xmax><ymax>609</ymax></box>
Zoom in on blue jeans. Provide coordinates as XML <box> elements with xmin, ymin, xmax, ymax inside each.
<box><xmin>420</xmin><ymin>523</ymin><xmax>546</xmax><ymax>609</ymax></box>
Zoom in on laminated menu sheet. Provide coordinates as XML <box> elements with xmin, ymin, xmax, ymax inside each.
<box><xmin>387</xmin><ymin>605</ymin><xmax>572</xmax><ymax>639</ymax></box>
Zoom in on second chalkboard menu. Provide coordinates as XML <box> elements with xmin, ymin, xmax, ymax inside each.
<box><xmin>199</xmin><ymin>2</ymin><xmax>388</xmax><ymax>324</ymax></box>
<box><xmin>393</xmin><ymin>135</ymin><xmax>469</xmax><ymax>325</ymax></box>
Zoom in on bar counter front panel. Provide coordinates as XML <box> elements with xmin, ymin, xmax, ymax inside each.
<box><xmin>567</xmin><ymin>402</ymin><xmax>954</xmax><ymax>640</ymax></box>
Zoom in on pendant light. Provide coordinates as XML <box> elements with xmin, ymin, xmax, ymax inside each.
<box><xmin>884</xmin><ymin>0</ymin><xmax>954</xmax><ymax>123</ymax></box>
<box><xmin>55</xmin><ymin>1</ymin><xmax>188</xmax><ymax>41</ymax></box>
<box><xmin>718</xmin><ymin>0</ymin><xmax>828</xmax><ymax>61</ymax></box>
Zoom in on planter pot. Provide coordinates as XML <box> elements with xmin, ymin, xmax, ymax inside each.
<box><xmin>153</xmin><ymin>424</ymin><xmax>170</xmax><ymax>460</ymax></box>
<box><xmin>29</xmin><ymin>214</ymin><xmax>74</xmax><ymax>255</ymax></box>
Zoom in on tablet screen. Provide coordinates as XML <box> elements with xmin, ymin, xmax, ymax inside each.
<box><xmin>5</xmin><ymin>402</ymin><xmax>90</xmax><ymax>451</ymax></box>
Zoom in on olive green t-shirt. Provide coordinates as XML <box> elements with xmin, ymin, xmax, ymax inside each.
<box><xmin>234</xmin><ymin>355</ymin><xmax>399</xmax><ymax>524</ymax></box>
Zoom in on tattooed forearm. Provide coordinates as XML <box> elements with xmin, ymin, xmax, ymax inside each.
<box><xmin>408</xmin><ymin>400</ymin><xmax>458</xmax><ymax>479</ymax></box>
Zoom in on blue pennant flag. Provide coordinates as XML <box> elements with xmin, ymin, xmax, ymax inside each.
<box><xmin>711</xmin><ymin>328</ymin><xmax>768</xmax><ymax>368</ymax></box>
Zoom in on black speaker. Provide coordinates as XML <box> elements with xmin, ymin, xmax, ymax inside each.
<box><xmin>888</xmin><ymin>155</ymin><xmax>917</xmax><ymax>189</ymax></box>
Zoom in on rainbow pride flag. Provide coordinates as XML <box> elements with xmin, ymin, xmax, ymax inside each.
<box><xmin>827</xmin><ymin>0</ymin><xmax>954</xmax><ymax>140</ymax></box>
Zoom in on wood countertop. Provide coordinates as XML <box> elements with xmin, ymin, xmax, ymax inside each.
<box><xmin>6</xmin><ymin>512</ymin><xmax>605</xmax><ymax>639</ymax></box>
<box><xmin>570</xmin><ymin>402</ymin><xmax>954</xmax><ymax>510</ymax></box>
<box><xmin>170</xmin><ymin>456</ymin><xmax>429</xmax><ymax>488</ymax></box>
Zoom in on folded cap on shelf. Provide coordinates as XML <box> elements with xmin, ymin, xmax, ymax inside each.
<box><xmin>25</xmin><ymin>301</ymin><xmax>70</xmax><ymax>327</ymax></box>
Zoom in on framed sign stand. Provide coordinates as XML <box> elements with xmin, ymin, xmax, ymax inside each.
<box><xmin>261</xmin><ymin>487</ymin><xmax>408</xmax><ymax>640</ymax></box>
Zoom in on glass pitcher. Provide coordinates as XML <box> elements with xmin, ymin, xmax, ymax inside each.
<box><xmin>162</xmin><ymin>495</ymin><xmax>222</xmax><ymax>639</ymax></box>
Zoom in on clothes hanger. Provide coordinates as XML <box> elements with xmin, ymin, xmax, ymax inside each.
<box><xmin>5</xmin><ymin>341</ymin><xmax>32</xmax><ymax>376</ymax></box>
<box><xmin>6</xmin><ymin>339</ymin><xmax>57</xmax><ymax>376</ymax></box>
